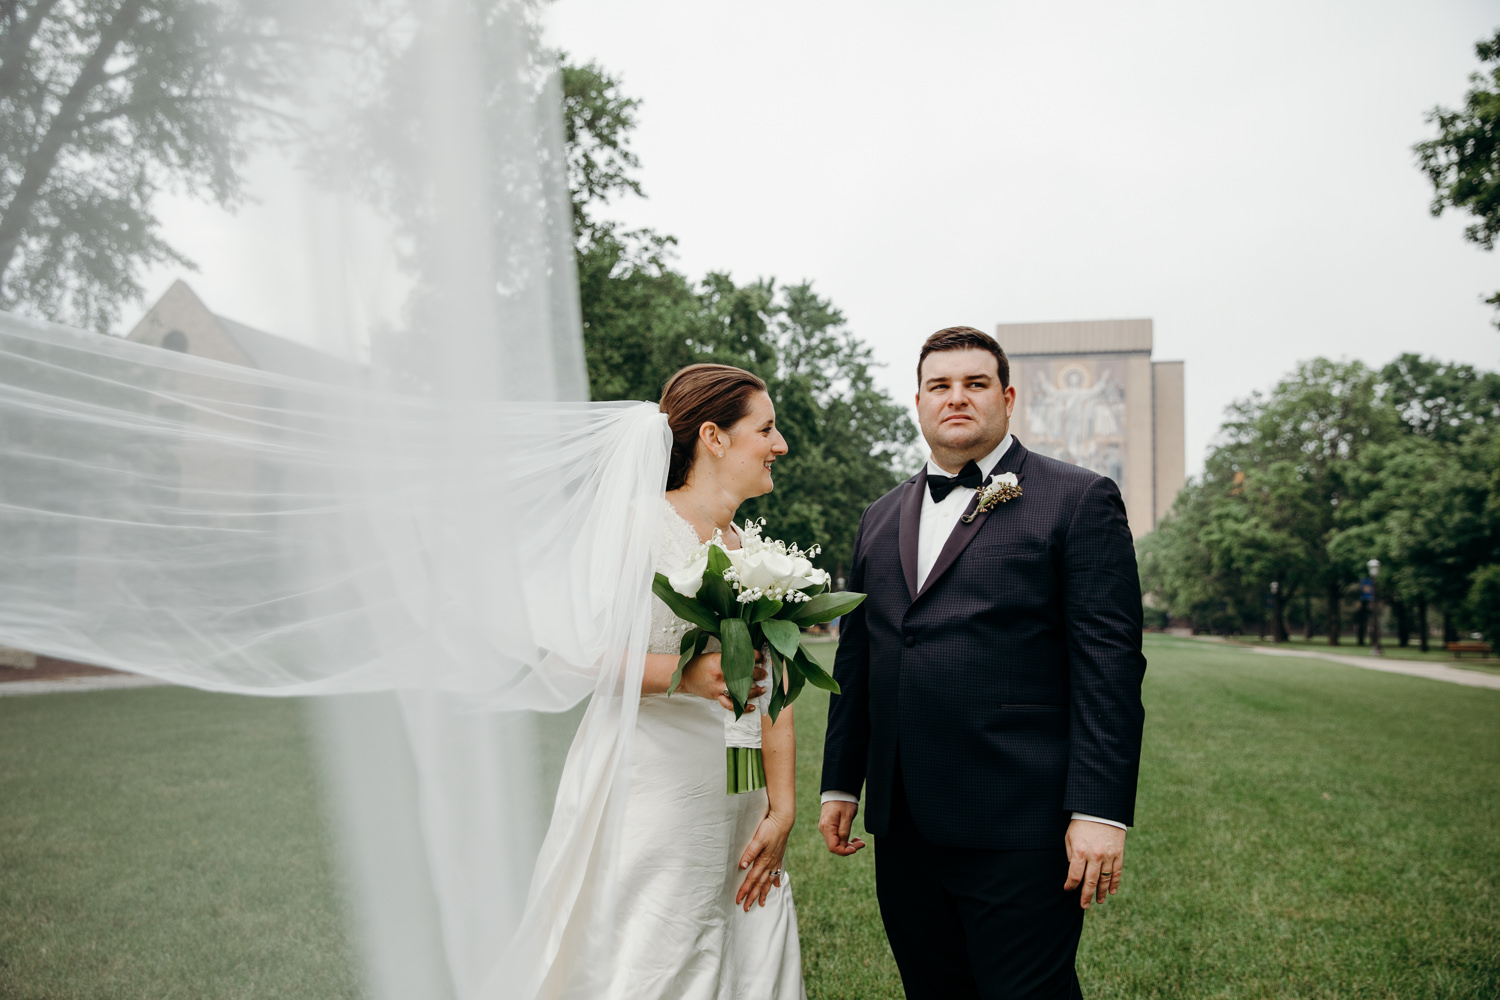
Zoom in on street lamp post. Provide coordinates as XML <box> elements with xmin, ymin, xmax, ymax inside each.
<box><xmin>1367</xmin><ymin>558</ymin><xmax>1383</xmax><ymax>657</ymax></box>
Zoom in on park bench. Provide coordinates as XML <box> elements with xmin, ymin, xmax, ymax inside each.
<box><xmin>1446</xmin><ymin>641</ymin><xmax>1493</xmax><ymax>658</ymax></box>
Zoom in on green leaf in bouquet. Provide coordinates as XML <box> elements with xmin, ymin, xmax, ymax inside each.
<box><xmin>651</xmin><ymin>573</ymin><xmax>721</xmax><ymax>634</ymax></box>
<box><xmin>786</xmin><ymin>590</ymin><xmax>867</xmax><ymax>627</ymax></box>
<box><xmin>785</xmin><ymin>654</ymin><xmax>806</xmax><ymax>705</ymax></box>
<box><xmin>669</xmin><ymin>629</ymin><xmax>710</xmax><ymax>695</ymax></box>
<box><xmin>719</xmin><ymin>617</ymin><xmax>756</xmax><ymax>717</ymax></box>
<box><xmin>766</xmin><ymin>643</ymin><xmax>787</xmax><ymax>723</ymax></box>
<box><xmin>699</xmin><ymin>545</ymin><xmax>737</xmax><ymax>619</ymax></box>
<box><xmin>768</xmin><ymin>642</ymin><xmax>806</xmax><ymax>723</ymax></box>
<box><xmin>760</xmin><ymin>618</ymin><xmax>802</xmax><ymax>663</ymax></box>
<box><xmin>746</xmin><ymin>596</ymin><xmax>783</xmax><ymax>623</ymax></box>
<box><xmin>794</xmin><ymin>644</ymin><xmax>841</xmax><ymax>694</ymax></box>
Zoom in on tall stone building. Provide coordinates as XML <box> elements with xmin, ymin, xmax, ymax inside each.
<box><xmin>994</xmin><ymin>318</ymin><xmax>1184</xmax><ymax>538</ymax></box>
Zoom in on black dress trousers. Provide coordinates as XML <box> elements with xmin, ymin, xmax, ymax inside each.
<box><xmin>874</xmin><ymin>770</ymin><xmax>1086</xmax><ymax>1000</ymax></box>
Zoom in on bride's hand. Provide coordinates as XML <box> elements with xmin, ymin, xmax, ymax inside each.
<box><xmin>735</xmin><ymin>810</ymin><xmax>792</xmax><ymax>910</ymax></box>
<box><xmin>678</xmin><ymin>651</ymin><xmax>767</xmax><ymax>712</ymax></box>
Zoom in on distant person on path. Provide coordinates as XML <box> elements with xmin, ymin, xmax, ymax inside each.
<box><xmin>818</xmin><ymin>326</ymin><xmax>1147</xmax><ymax>999</ymax></box>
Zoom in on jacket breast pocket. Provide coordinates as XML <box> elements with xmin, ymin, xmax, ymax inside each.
<box><xmin>959</xmin><ymin>536</ymin><xmax>1057</xmax><ymax>612</ymax></box>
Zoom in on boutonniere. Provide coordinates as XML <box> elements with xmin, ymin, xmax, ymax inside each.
<box><xmin>961</xmin><ymin>472</ymin><xmax>1022</xmax><ymax>523</ymax></box>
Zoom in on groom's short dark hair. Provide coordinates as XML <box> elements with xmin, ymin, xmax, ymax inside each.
<box><xmin>918</xmin><ymin>327</ymin><xmax>1010</xmax><ymax>388</ymax></box>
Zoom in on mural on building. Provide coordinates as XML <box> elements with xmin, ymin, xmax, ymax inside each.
<box><xmin>1016</xmin><ymin>357</ymin><xmax>1127</xmax><ymax>489</ymax></box>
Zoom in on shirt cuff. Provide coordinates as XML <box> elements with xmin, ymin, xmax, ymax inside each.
<box><xmin>821</xmin><ymin>790</ymin><xmax>859</xmax><ymax>805</ymax></box>
<box><xmin>1071</xmin><ymin>812</ymin><xmax>1127</xmax><ymax>830</ymax></box>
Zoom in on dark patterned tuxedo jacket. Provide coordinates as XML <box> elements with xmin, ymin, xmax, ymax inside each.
<box><xmin>820</xmin><ymin>437</ymin><xmax>1147</xmax><ymax>850</ymax></box>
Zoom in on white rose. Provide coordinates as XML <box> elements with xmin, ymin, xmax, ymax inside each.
<box><xmin>993</xmin><ymin>472</ymin><xmax>1019</xmax><ymax>486</ymax></box>
<box><xmin>785</xmin><ymin>556</ymin><xmax>828</xmax><ymax>591</ymax></box>
<box><xmin>739</xmin><ymin>548</ymin><xmax>795</xmax><ymax>591</ymax></box>
<box><xmin>668</xmin><ymin>554</ymin><xmax>709</xmax><ymax>598</ymax></box>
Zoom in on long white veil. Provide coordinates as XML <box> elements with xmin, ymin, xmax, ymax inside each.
<box><xmin>0</xmin><ymin>2</ymin><xmax>657</xmax><ymax>997</ymax></box>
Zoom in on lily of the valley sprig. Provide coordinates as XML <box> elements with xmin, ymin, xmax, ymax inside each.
<box><xmin>961</xmin><ymin>472</ymin><xmax>1022</xmax><ymax>523</ymax></box>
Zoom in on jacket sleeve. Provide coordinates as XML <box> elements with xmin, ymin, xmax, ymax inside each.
<box><xmin>1060</xmin><ymin>475</ymin><xmax>1147</xmax><ymax>826</ymax></box>
<box><xmin>820</xmin><ymin>512</ymin><xmax>872</xmax><ymax>798</ymax></box>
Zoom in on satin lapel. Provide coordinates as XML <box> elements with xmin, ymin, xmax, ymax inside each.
<box><xmin>898</xmin><ymin>470</ymin><xmax>924</xmax><ymax>602</ymax></box>
<box><xmin>915</xmin><ymin>439</ymin><xmax>1030</xmax><ymax>601</ymax></box>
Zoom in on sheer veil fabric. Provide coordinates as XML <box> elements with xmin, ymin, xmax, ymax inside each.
<box><xmin>0</xmin><ymin>2</ymin><xmax>667</xmax><ymax>998</ymax></box>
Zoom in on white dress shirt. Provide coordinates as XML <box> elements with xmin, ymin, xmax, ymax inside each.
<box><xmin>822</xmin><ymin>436</ymin><xmax>1127</xmax><ymax>832</ymax></box>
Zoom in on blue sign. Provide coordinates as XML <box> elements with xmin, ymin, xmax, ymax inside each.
<box><xmin>1359</xmin><ymin>578</ymin><xmax>1374</xmax><ymax>603</ymax></box>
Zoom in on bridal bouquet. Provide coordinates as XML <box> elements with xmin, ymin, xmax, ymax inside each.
<box><xmin>653</xmin><ymin>519</ymin><xmax>866</xmax><ymax>793</ymax></box>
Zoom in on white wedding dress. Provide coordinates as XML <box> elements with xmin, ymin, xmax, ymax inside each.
<box><xmin>596</xmin><ymin>499</ymin><xmax>806</xmax><ymax>1000</ymax></box>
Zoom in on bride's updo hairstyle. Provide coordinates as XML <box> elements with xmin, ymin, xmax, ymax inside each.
<box><xmin>659</xmin><ymin>363</ymin><xmax>768</xmax><ymax>491</ymax></box>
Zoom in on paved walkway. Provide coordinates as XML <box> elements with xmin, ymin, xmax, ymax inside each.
<box><xmin>1194</xmin><ymin>638</ymin><xmax>1500</xmax><ymax>691</ymax></box>
<box><xmin>0</xmin><ymin>674</ymin><xmax>170</xmax><ymax>697</ymax></box>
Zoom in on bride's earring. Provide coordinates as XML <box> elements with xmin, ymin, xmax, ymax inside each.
<box><xmin>717</xmin><ymin>449</ymin><xmax>725</xmax><ymax>458</ymax></box>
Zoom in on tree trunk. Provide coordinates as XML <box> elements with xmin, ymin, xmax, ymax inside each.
<box><xmin>0</xmin><ymin>0</ymin><xmax>147</xmax><ymax>286</ymax></box>
<box><xmin>1303</xmin><ymin>594</ymin><xmax>1314</xmax><ymax>641</ymax></box>
<box><xmin>1327</xmin><ymin>582</ymin><xmax>1341</xmax><ymax>645</ymax></box>
<box><xmin>1443</xmin><ymin>609</ymin><xmax>1458</xmax><ymax>644</ymax></box>
<box><xmin>1418</xmin><ymin>596</ymin><xmax>1429</xmax><ymax>652</ymax></box>
<box><xmin>1394</xmin><ymin>599</ymin><xmax>1410</xmax><ymax>647</ymax></box>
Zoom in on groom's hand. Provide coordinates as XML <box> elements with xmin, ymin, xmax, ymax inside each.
<box><xmin>1064</xmin><ymin>819</ymin><xmax>1125</xmax><ymax>908</ymax></box>
<box><xmin>818</xmin><ymin>801</ymin><xmax>866</xmax><ymax>856</ymax></box>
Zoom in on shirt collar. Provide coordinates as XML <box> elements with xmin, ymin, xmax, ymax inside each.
<box><xmin>924</xmin><ymin>433</ymin><xmax>1014</xmax><ymax>483</ymax></box>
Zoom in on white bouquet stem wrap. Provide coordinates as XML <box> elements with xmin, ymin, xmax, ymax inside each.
<box><xmin>724</xmin><ymin>679</ymin><xmax>769</xmax><ymax>751</ymax></box>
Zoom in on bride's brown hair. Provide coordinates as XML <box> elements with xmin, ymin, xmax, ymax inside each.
<box><xmin>659</xmin><ymin>363</ymin><xmax>768</xmax><ymax>491</ymax></box>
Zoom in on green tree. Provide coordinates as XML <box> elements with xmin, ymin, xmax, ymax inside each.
<box><xmin>1469</xmin><ymin>563</ymin><xmax>1500</xmax><ymax>642</ymax></box>
<box><xmin>736</xmin><ymin>281</ymin><xmax>918</xmax><ymax>575</ymax></box>
<box><xmin>1415</xmin><ymin>29</ymin><xmax>1500</xmax><ymax>326</ymax></box>
<box><xmin>558</xmin><ymin>59</ymin><xmax>917</xmax><ymax>571</ymax></box>
<box><xmin>1145</xmin><ymin>353</ymin><xmax>1500</xmax><ymax>646</ymax></box>
<box><xmin>1381</xmin><ymin>353</ymin><xmax>1500</xmax><ymax>442</ymax></box>
<box><xmin>1142</xmin><ymin>359</ymin><xmax>1400</xmax><ymax>639</ymax></box>
<box><xmin>1344</xmin><ymin>358</ymin><xmax>1500</xmax><ymax>643</ymax></box>
<box><xmin>1211</xmin><ymin>359</ymin><xmax>1398</xmax><ymax>641</ymax></box>
<box><xmin>1139</xmin><ymin>481</ymin><xmax>1263</xmax><ymax>635</ymax></box>
<box><xmin>1329</xmin><ymin>432</ymin><xmax>1492</xmax><ymax>646</ymax></box>
<box><xmin>559</xmin><ymin>58</ymin><xmax>641</xmax><ymax>246</ymax></box>
<box><xmin>0</xmin><ymin>0</ymin><xmax>294</xmax><ymax>331</ymax></box>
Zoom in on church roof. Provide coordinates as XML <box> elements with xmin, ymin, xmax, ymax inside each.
<box><xmin>127</xmin><ymin>279</ymin><xmax>362</xmax><ymax>384</ymax></box>
<box><xmin>213</xmin><ymin>314</ymin><xmax>358</xmax><ymax>383</ymax></box>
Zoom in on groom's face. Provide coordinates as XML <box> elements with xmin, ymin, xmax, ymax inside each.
<box><xmin>916</xmin><ymin>348</ymin><xmax>1017</xmax><ymax>465</ymax></box>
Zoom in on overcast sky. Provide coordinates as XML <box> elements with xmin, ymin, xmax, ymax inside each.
<box><xmin>140</xmin><ymin>1</ymin><xmax>1500</xmax><ymax>477</ymax></box>
<box><xmin>535</xmin><ymin>0</ymin><xmax>1500</xmax><ymax>473</ymax></box>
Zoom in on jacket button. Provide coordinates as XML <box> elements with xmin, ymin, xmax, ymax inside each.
<box><xmin>903</xmin><ymin>635</ymin><xmax>915</xmax><ymax>647</ymax></box>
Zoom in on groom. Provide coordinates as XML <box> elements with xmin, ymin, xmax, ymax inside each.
<box><xmin>818</xmin><ymin>327</ymin><xmax>1146</xmax><ymax>999</ymax></box>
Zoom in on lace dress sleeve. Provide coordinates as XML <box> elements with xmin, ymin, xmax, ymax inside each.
<box><xmin>648</xmin><ymin>500</ymin><xmax>700</xmax><ymax>656</ymax></box>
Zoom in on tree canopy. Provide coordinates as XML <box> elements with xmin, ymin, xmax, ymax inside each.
<box><xmin>0</xmin><ymin>14</ymin><xmax>917</xmax><ymax>572</ymax></box>
<box><xmin>560</xmin><ymin>60</ymin><xmax>917</xmax><ymax>573</ymax></box>
<box><xmin>0</xmin><ymin>0</ymin><xmax>295</xmax><ymax>331</ymax></box>
<box><xmin>1142</xmin><ymin>354</ymin><xmax>1500</xmax><ymax>645</ymax></box>
<box><xmin>1415</xmin><ymin>29</ymin><xmax>1500</xmax><ymax>326</ymax></box>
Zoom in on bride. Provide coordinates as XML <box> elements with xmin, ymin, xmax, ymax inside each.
<box><xmin>594</xmin><ymin>361</ymin><xmax>804</xmax><ymax>999</ymax></box>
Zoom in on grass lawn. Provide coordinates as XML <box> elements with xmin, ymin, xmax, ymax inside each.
<box><xmin>0</xmin><ymin>688</ymin><xmax>360</xmax><ymax>1000</ymax></box>
<box><xmin>4</xmin><ymin>634</ymin><xmax>1498</xmax><ymax>998</ymax></box>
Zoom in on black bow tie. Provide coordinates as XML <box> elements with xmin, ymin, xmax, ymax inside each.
<box><xmin>927</xmin><ymin>460</ymin><xmax>986</xmax><ymax>502</ymax></box>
